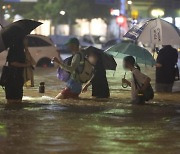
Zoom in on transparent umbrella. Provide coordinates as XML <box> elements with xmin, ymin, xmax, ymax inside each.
<box><xmin>105</xmin><ymin>42</ymin><xmax>156</xmax><ymax>66</ymax></box>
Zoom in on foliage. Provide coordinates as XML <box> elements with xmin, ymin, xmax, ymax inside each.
<box><xmin>9</xmin><ymin>0</ymin><xmax>111</xmax><ymax>24</ymax></box>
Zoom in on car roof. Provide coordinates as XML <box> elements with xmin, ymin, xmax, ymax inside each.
<box><xmin>27</xmin><ymin>34</ymin><xmax>54</xmax><ymax>45</ymax></box>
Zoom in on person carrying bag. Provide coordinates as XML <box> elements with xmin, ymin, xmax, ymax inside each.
<box><xmin>122</xmin><ymin>56</ymin><xmax>154</xmax><ymax>105</ymax></box>
<box><xmin>0</xmin><ymin>61</ymin><xmax>14</xmax><ymax>88</ymax></box>
<box><xmin>133</xmin><ymin>74</ymin><xmax>154</xmax><ymax>104</ymax></box>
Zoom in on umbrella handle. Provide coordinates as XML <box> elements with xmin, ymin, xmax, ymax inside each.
<box><xmin>122</xmin><ymin>72</ymin><xmax>128</xmax><ymax>88</ymax></box>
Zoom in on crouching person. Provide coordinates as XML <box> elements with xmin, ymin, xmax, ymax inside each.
<box><xmin>52</xmin><ymin>38</ymin><xmax>94</xmax><ymax>99</ymax></box>
<box><xmin>122</xmin><ymin>56</ymin><xmax>154</xmax><ymax>104</ymax></box>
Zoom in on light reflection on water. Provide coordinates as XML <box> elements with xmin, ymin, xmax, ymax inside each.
<box><xmin>0</xmin><ymin>68</ymin><xmax>179</xmax><ymax>154</ymax></box>
<box><xmin>0</xmin><ymin>100</ymin><xmax>179</xmax><ymax>154</ymax></box>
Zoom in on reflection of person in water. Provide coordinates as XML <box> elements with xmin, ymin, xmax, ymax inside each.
<box><xmin>82</xmin><ymin>51</ymin><xmax>110</xmax><ymax>98</ymax></box>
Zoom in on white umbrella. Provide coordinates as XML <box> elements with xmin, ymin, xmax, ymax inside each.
<box><xmin>124</xmin><ymin>18</ymin><xmax>180</xmax><ymax>45</ymax></box>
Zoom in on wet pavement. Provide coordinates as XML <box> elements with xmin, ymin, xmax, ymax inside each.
<box><xmin>0</xmin><ymin>68</ymin><xmax>179</xmax><ymax>154</ymax></box>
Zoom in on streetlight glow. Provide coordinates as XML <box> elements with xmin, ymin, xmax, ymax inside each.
<box><xmin>151</xmin><ymin>9</ymin><xmax>164</xmax><ymax>18</ymax></box>
<box><xmin>59</xmin><ymin>10</ymin><xmax>66</xmax><ymax>16</ymax></box>
<box><xmin>127</xmin><ymin>0</ymin><xmax>132</xmax><ymax>5</ymax></box>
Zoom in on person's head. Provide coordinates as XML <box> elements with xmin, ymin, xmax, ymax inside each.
<box><xmin>88</xmin><ymin>51</ymin><xmax>99</xmax><ymax>66</ymax></box>
<box><xmin>123</xmin><ymin>56</ymin><xmax>140</xmax><ymax>71</ymax></box>
<box><xmin>162</xmin><ymin>45</ymin><xmax>171</xmax><ymax>48</ymax></box>
<box><xmin>66</xmin><ymin>38</ymin><xmax>80</xmax><ymax>54</ymax></box>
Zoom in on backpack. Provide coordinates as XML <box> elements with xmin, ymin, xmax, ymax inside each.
<box><xmin>76</xmin><ymin>52</ymin><xmax>94</xmax><ymax>83</ymax></box>
<box><xmin>133</xmin><ymin>73</ymin><xmax>154</xmax><ymax>103</ymax></box>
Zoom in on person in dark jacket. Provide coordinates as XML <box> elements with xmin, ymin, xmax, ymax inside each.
<box><xmin>5</xmin><ymin>37</ymin><xmax>31</xmax><ymax>103</ymax></box>
<box><xmin>82</xmin><ymin>51</ymin><xmax>110</xmax><ymax>98</ymax></box>
<box><xmin>156</xmin><ymin>45</ymin><xmax>178</xmax><ymax>92</ymax></box>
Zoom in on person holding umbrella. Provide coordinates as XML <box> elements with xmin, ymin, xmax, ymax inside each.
<box><xmin>5</xmin><ymin>37</ymin><xmax>31</xmax><ymax>103</ymax></box>
<box><xmin>0</xmin><ymin>19</ymin><xmax>42</xmax><ymax>103</ymax></box>
<box><xmin>122</xmin><ymin>56</ymin><xmax>153</xmax><ymax>104</ymax></box>
<box><xmin>82</xmin><ymin>49</ymin><xmax>110</xmax><ymax>98</ymax></box>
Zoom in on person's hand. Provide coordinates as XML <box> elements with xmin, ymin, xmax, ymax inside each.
<box><xmin>156</xmin><ymin>63</ymin><xmax>162</xmax><ymax>68</ymax></box>
<box><xmin>25</xmin><ymin>62</ymin><xmax>31</xmax><ymax>67</ymax></box>
<box><xmin>122</xmin><ymin>78</ymin><xmax>128</xmax><ymax>84</ymax></box>
<box><xmin>82</xmin><ymin>85</ymin><xmax>88</xmax><ymax>93</ymax></box>
<box><xmin>52</xmin><ymin>57</ymin><xmax>61</xmax><ymax>64</ymax></box>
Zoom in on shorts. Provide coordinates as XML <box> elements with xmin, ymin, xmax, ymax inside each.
<box><xmin>60</xmin><ymin>79</ymin><xmax>82</xmax><ymax>99</ymax></box>
<box><xmin>66</xmin><ymin>79</ymin><xmax>82</xmax><ymax>94</ymax></box>
<box><xmin>61</xmin><ymin>88</ymin><xmax>80</xmax><ymax>99</ymax></box>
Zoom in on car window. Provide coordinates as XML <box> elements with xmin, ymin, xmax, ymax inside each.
<box><xmin>27</xmin><ymin>36</ymin><xmax>51</xmax><ymax>47</ymax></box>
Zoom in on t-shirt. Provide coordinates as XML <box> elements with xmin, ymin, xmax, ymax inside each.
<box><xmin>156</xmin><ymin>46</ymin><xmax>178</xmax><ymax>84</ymax></box>
<box><xmin>131</xmin><ymin>69</ymin><xmax>148</xmax><ymax>101</ymax></box>
<box><xmin>7</xmin><ymin>45</ymin><xmax>26</xmax><ymax>74</ymax></box>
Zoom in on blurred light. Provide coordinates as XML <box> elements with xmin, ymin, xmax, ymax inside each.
<box><xmin>131</xmin><ymin>10</ymin><xmax>139</xmax><ymax>19</ymax></box>
<box><xmin>110</xmin><ymin>9</ymin><xmax>120</xmax><ymax>16</ymax></box>
<box><xmin>4</xmin><ymin>14</ymin><xmax>10</xmax><ymax>20</ymax></box>
<box><xmin>151</xmin><ymin>9</ymin><xmax>164</xmax><ymax>18</ymax></box>
<box><xmin>7</xmin><ymin>5</ymin><xmax>11</xmax><ymax>9</ymax></box>
<box><xmin>127</xmin><ymin>0</ymin><xmax>132</xmax><ymax>5</ymax></box>
<box><xmin>120</xmin><ymin>0</ymin><xmax>126</xmax><ymax>15</ymax></box>
<box><xmin>116</xmin><ymin>16</ymin><xmax>126</xmax><ymax>26</ymax></box>
<box><xmin>175</xmin><ymin>17</ymin><xmax>180</xmax><ymax>28</ymax></box>
<box><xmin>2</xmin><ymin>5</ymin><xmax>6</xmax><ymax>10</ymax></box>
<box><xmin>163</xmin><ymin>17</ymin><xmax>173</xmax><ymax>23</ymax></box>
<box><xmin>59</xmin><ymin>10</ymin><xmax>66</xmax><ymax>16</ymax></box>
<box><xmin>132</xmin><ymin>19</ymin><xmax>137</xmax><ymax>25</ymax></box>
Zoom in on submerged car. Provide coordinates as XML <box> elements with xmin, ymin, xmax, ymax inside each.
<box><xmin>0</xmin><ymin>34</ymin><xmax>59</xmax><ymax>67</ymax></box>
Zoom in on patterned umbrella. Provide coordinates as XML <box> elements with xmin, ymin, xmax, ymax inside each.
<box><xmin>124</xmin><ymin>18</ymin><xmax>180</xmax><ymax>45</ymax></box>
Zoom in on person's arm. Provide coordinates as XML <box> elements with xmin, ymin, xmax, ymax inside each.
<box><xmin>82</xmin><ymin>81</ymin><xmax>92</xmax><ymax>93</ymax></box>
<box><xmin>53</xmin><ymin>54</ymin><xmax>81</xmax><ymax>73</ymax></box>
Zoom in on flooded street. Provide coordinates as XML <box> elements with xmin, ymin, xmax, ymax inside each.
<box><xmin>0</xmin><ymin>68</ymin><xmax>180</xmax><ymax>154</ymax></box>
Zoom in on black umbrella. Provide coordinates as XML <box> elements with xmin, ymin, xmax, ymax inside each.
<box><xmin>0</xmin><ymin>19</ymin><xmax>42</xmax><ymax>52</ymax></box>
<box><xmin>85</xmin><ymin>46</ymin><xmax>117</xmax><ymax>70</ymax></box>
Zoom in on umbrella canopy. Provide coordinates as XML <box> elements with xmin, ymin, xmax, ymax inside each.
<box><xmin>85</xmin><ymin>46</ymin><xmax>117</xmax><ymax>70</ymax></box>
<box><xmin>105</xmin><ymin>42</ymin><xmax>156</xmax><ymax>66</ymax></box>
<box><xmin>0</xmin><ymin>19</ymin><xmax>42</xmax><ymax>52</ymax></box>
<box><xmin>124</xmin><ymin>18</ymin><xmax>180</xmax><ymax>45</ymax></box>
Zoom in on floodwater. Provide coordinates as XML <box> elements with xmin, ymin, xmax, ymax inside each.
<box><xmin>0</xmin><ymin>68</ymin><xmax>180</xmax><ymax>154</ymax></box>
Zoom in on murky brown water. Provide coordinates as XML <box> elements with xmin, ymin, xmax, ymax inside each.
<box><xmin>0</xmin><ymin>68</ymin><xmax>179</xmax><ymax>154</ymax></box>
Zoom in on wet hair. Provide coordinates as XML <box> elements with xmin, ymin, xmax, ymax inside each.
<box><xmin>123</xmin><ymin>56</ymin><xmax>141</xmax><ymax>71</ymax></box>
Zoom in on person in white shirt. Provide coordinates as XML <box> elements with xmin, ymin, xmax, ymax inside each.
<box><xmin>122</xmin><ymin>56</ymin><xmax>151</xmax><ymax>104</ymax></box>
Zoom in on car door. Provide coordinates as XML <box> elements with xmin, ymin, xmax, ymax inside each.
<box><xmin>27</xmin><ymin>36</ymin><xmax>58</xmax><ymax>64</ymax></box>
